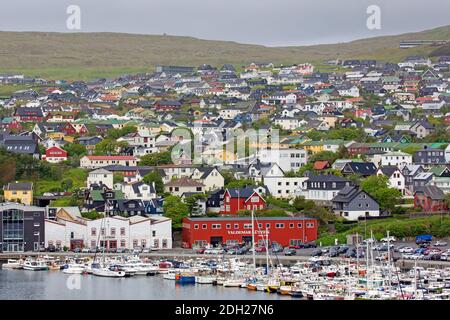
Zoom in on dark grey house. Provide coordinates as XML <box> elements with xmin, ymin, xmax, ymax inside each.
<box><xmin>331</xmin><ymin>186</ymin><xmax>380</xmax><ymax>221</ymax></box>
<box><xmin>0</xmin><ymin>203</ymin><xmax>46</xmax><ymax>252</ymax></box>
<box><xmin>413</xmin><ymin>147</ymin><xmax>446</xmax><ymax>166</ymax></box>
<box><xmin>306</xmin><ymin>175</ymin><xmax>352</xmax><ymax>204</ymax></box>
<box><xmin>341</xmin><ymin>162</ymin><xmax>378</xmax><ymax>177</ymax></box>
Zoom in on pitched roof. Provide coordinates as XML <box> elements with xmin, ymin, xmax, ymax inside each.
<box><xmin>165</xmin><ymin>177</ymin><xmax>204</xmax><ymax>187</ymax></box>
<box><xmin>415</xmin><ymin>186</ymin><xmax>444</xmax><ymax>200</ymax></box>
<box><xmin>4</xmin><ymin>182</ymin><xmax>33</xmax><ymax>191</ymax></box>
<box><xmin>377</xmin><ymin>165</ymin><xmax>400</xmax><ymax>177</ymax></box>
<box><xmin>313</xmin><ymin>160</ymin><xmax>330</xmax><ymax>170</ymax></box>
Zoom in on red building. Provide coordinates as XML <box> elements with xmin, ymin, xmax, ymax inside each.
<box><xmin>182</xmin><ymin>217</ymin><xmax>318</xmax><ymax>248</ymax></box>
<box><xmin>414</xmin><ymin>186</ymin><xmax>448</xmax><ymax>212</ymax></box>
<box><xmin>220</xmin><ymin>187</ymin><xmax>266</xmax><ymax>215</ymax></box>
<box><xmin>42</xmin><ymin>146</ymin><xmax>68</xmax><ymax>163</ymax></box>
<box><xmin>61</xmin><ymin>122</ymin><xmax>77</xmax><ymax>135</ymax></box>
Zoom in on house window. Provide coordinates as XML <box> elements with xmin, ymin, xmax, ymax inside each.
<box><xmin>251</xmin><ymin>196</ymin><xmax>260</xmax><ymax>202</ymax></box>
<box><xmin>91</xmin><ymin>228</ymin><xmax>96</xmax><ymax>236</ymax></box>
<box><xmin>243</xmin><ymin>223</ymin><xmax>252</xmax><ymax>229</ymax></box>
<box><xmin>202</xmin><ymin>224</ymin><xmax>207</xmax><ymax>229</ymax></box>
<box><xmin>297</xmin><ymin>223</ymin><xmax>302</xmax><ymax>228</ymax></box>
<box><xmin>212</xmin><ymin>224</ymin><xmax>221</xmax><ymax>229</ymax></box>
<box><xmin>162</xmin><ymin>239</ymin><xmax>168</xmax><ymax>248</ymax></box>
<box><xmin>275</xmin><ymin>223</ymin><xmax>284</xmax><ymax>229</ymax></box>
<box><xmin>110</xmin><ymin>228</ymin><xmax>116</xmax><ymax>236</ymax></box>
<box><xmin>120</xmin><ymin>240</ymin><xmax>126</xmax><ymax>248</ymax></box>
<box><xmin>120</xmin><ymin>228</ymin><xmax>125</xmax><ymax>236</ymax></box>
<box><xmin>91</xmin><ymin>240</ymin><xmax>96</xmax><ymax>248</ymax></box>
<box><xmin>152</xmin><ymin>231</ymin><xmax>156</xmax><ymax>237</ymax></box>
<box><xmin>101</xmin><ymin>228</ymin><xmax>105</xmax><ymax>236</ymax></box>
<box><xmin>306</xmin><ymin>223</ymin><xmax>314</xmax><ymax>228</ymax></box>
<box><xmin>153</xmin><ymin>239</ymin><xmax>159</xmax><ymax>248</ymax></box>
<box><xmin>226</xmin><ymin>224</ymin><xmax>231</xmax><ymax>229</ymax></box>
<box><xmin>290</xmin><ymin>223</ymin><xmax>294</xmax><ymax>228</ymax></box>
<box><xmin>234</xmin><ymin>224</ymin><xmax>239</xmax><ymax>229</ymax></box>
<box><xmin>133</xmin><ymin>240</ymin><xmax>138</xmax><ymax>248</ymax></box>
<box><xmin>196</xmin><ymin>187</ymin><xmax>202</xmax><ymax>192</ymax></box>
<box><xmin>141</xmin><ymin>239</ymin><xmax>146</xmax><ymax>247</ymax></box>
<box><xmin>194</xmin><ymin>224</ymin><xmax>199</xmax><ymax>229</ymax></box>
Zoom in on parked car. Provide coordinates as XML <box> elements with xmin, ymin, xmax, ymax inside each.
<box><xmin>380</xmin><ymin>236</ymin><xmax>396</xmax><ymax>243</ymax></box>
<box><xmin>271</xmin><ymin>245</ymin><xmax>284</xmax><ymax>253</ymax></box>
<box><xmin>73</xmin><ymin>247</ymin><xmax>81</xmax><ymax>253</ymax></box>
<box><xmin>399</xmin><ymin>247</ymin><xmax>414</xmax><ymax>253</ymax></box>
<box><xmin>311</xmin><ymin>249</ymin><xmax>322</xmax><ymax>257</ymax></box>
<box><xmin>440</xmin><ymin>251</ymin><xmax>449</xmax><ymax>261</ymax></box>
<box><xmin>195</xmin><ymin>247</ymin><xmax>206</xmax><ymax>254</ymax></box>
<box><xmin>255</xmin><ymin>246</ymin><xmax>267</xmax><ymax>253</ymax></box>
<box><xmin>142</xmin><ymin>248</ymin><xmax>151</xmax><ymax>253</ymax></box>
<box><xmin>284</xmin><ymin>248</ymin><xmax>296</xmax><ymax>256</ymax></box>
<box><xmin>204</xmin><ymin>248</ymin><xmax>224</xmax><ymax>255</ymax></box>
<box><xmin>88</xmin><ymin>247</ymin><xmax>98</xmax><ymax>253</ymax></box>
<box><xmin>338</xmin><ymin>246</ymin><xmax>350</xmax><ymax>254</ymax></box>
<box><xmin>303</xmin><ymin>242</ymin><xmax>317</xmax><ymax>248</ymax></box>
<box><xmin>132</xmin><ymin>248</ymin><xmax>142</xmax><ymax>254</ymax></box>
<box><xmin>116</xmin><ymin>248</ymin><xmax>125</xmax><ymax>254</ymax></box>
<box><xmin>236</xmin><ymin>247</ymin><xmax>248</xmax><ymax>255</ymax></box>
<box><xmin>81</xmin><ymin>248</ymin><xmax>89</xmax><ymax>253</ymax></box>
<box><xmin>47</xmin><ymin>245</ymin><xmax>56</xmax><ymax>252</ymax></box>
<box><xmin>320</xmin><ymin>247</ymin><xmax>330</xmax><ymax>254</ymax></box>
<box><xmin>434</xmin><ymin>241</ymin><xmax>448</xmax><ymax>247</ymax></box>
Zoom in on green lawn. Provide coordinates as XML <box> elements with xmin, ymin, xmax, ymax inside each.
<box><xmin>317</xmin><ymin>215</ymin><xmax>450</xmax><ymax>246</ymax></box>
<box><xmin>34</xmin><ymin>168</ymin><xmax>88</xmax><ymax>195</ymax></box>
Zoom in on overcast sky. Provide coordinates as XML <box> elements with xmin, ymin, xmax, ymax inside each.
<box><xmin>0</xmin><ymin>0</ymin><xmax>448</xmax><ymax>46</ymax></box>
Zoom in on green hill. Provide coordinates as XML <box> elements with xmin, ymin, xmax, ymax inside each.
<box><xmin>0</xmin><ymin>25</ymin><xmax>449</xmax><ymax>80</ymax></box>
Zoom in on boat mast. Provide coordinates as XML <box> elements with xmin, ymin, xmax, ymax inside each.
<box><xmin>251</xmin><ymin>210</ymin><xmax>256</xmax><ymax>271</ymax></box>
<box><xmin>387</xmin><ymin>230</ymin><xmax>391</xmax><ymax>289</ymax></box>
<box><xmin>265</xmin><ymin>227</ymin><xmax>269</xmax><ymax>275</ymax></box>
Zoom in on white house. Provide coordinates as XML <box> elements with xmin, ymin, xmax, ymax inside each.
<box><xmin>118</xmin><ymin>181</ymin><xmax>157</xmax><ymax>201</ymax></box>
<box><xmin>380</xmin><ymin>151</ymin><xmax>413</xmax><ymax>168</ymax></box>
<box><xmin>80</xmin><ymin>156</ymin><xmax>138</xmax><ymax>169</ymax></box>
<box><xmin>190</xmin><ymin>167</ymin><xmax>224</xmax><ymax>192</ymax></box>
<box><xmin>45</xmin><ymin>211</ymin><xmax>172</xmax><ymax>250</ymax></box>
<box><xmin>377</xmin><ymin>166</ymin><xmax>406</xmax><ymax>195</ymax></box>
<box><xmin>219</xmin><ymin>108</ymin><xmax>243</xmax><ymax>120</ymax></box>
<box><xmin>263</xmin><ymin>166</ymin><xmax>308</xmax><ymax>199</ymax></box>
<box><xmin>273</xmin><ymin>116</ymin><xmax>300</xmax><ymax>130</ymax></box>
<box><xmin>87</xmin><ymin>169</ymin><xmax>114</xmax><ymax>189</ymax></box>
<box><xmin>257</xmin><ymin>148</ymin><xmax>308</xmax><ymax>172</ymax></box>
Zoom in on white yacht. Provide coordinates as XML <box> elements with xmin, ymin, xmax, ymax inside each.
<box><xmin>1</xmin><ymin>259</ymin><xmax>23</xmax><ymax>270</ymax></box>
<box><xmin>62</xmin><ymin>264</ymin><xmax>86</xmax><ymax>274</ymax></box>
<box><xmin>22</xmin><ymin>260</ymin><xmax>48</xmax><ymax>271</ymax></box>
<box><xmin>92</xmin><ymin>266</ymin><xmax>126</xmax><ymax>278</ymax></box>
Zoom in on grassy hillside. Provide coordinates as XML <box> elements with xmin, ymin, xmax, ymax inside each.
<box><xmin>0</xmin><ymin>25</ymin><xmax>449</xmax><ymax>80</ymax></box>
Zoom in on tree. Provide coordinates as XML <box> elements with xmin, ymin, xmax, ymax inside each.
<box><xmin>106</xmin><ymin>125</ymin><xmax>137</xmax><ymax>140</ymax></box>
<box><xmin>225</xmin><ymin>178</ymin><xmax>255</xmax><ymax>189</ymax></box>
<box><xmin>61</xmin><ymin>179</ymin><xmax>73</xmax><ymax>191</ymax></box>
<box><xmin>94</xmin><ymin>139</ymin><xmax>128</xmax><ymax>155</ymax></box>
<box><xmin>163</xmin><ymin>195</ymin><xmax>189</xmax><ymax>229</ymax></box>
<box><xmin>184</xmin><ymin>194</ymin><xmax>207</xmax><ymax>216</ymax></box>
<box><xmin>63</xmin><ymin>143</ymin><xmax>87</xmax><ymax>157</ymax></box>
<box><xmin>139</xmin><ymin>151</ymin><xmax>172</xmax><ymax>166</ymax></box>
<box><xmin>143</xmin><ymin>171</ymin><xmax>164</xmax><ymax>194</ymax></box>
<box><xmin>361</xmin><ymin>175</ymin><xmax>402</xmax><ymax>212</ymax></box>
<box><xmin>309</xmin><ymin>151</ymin><xmax>339</xmax><ymax>163</ymax></box>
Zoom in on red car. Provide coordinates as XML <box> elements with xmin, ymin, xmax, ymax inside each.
<box><xmin>255</xmin><ymin>246</ymin><xmax>267</xmax><ymax>252</ymax></box>
<box><xmin>195</xmin><ymin>247</ymin><xmax>206</xmax><ymax>254</ymax></box>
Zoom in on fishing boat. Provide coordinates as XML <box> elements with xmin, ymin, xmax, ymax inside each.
<box><xmin>92</xmin><ymin>266</ymin><xmax>126</xmax><ymax>278</ymax></box>
<box><xmin>223</xmin><ymin>278</ymin><xmax>246</xmax><ymax>287</ymax></box>
<box><xmin>22</xmin><ymin>259</ymin><xmax>48</xmax><ymax>271</ymax></box>
<box><xmin>1</xmin><ymin>259</ymin><xmax>23</xmax><ymax>270</ymax></box>
<box><xmin>175</xmin><ymin>273</ymin><xmax>196</xmax><ymax>284</ymax></box>
<box><xmin>62</xmin><ymin>264</ymin><xmax>86</xmax><ymax>274</ymax></box>
<box><xmin>279</xmin><ymin>285</ymin><xmax>293</xmax><ymax>295</ymax></box>
<box><xmin>163</xmin><ymin>270</ymin><xmax>178</xmax><ymax>280</ymax></box>
<box><xmin>158</xmin><ymin>261</ymin><xmax>173</xmax><ymax>274</ymax></box>
<box><xmin>196</xmin><ymin>276</ymin><xmax>215</xmax><ymax>284</ymax></box>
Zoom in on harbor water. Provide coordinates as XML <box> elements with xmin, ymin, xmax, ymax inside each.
<box><xmin>0</xmin><ymin>270</ymin><xmax>293</xmax><ymax>300</ymax></box>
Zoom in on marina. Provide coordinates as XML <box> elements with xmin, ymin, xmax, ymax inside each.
<box><xmin>1</xmin><ymin>251</ymin><xmax>449</xmax><ymax>300</ymax></box>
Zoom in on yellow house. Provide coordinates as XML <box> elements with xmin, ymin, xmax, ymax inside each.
<box><xmin>300</xmin><ymin>141</ymin><xmax>324</xmax><ymax>154</ymax></box>
<box><xmin>48</xmin><ymin>132</ymin><xmax>66</xmax><ymax>140</ymax></box>
<box><xmin>3</xmin><ymin>182</ymin><xmax>33</xmax><ymax>205</ymax></box>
